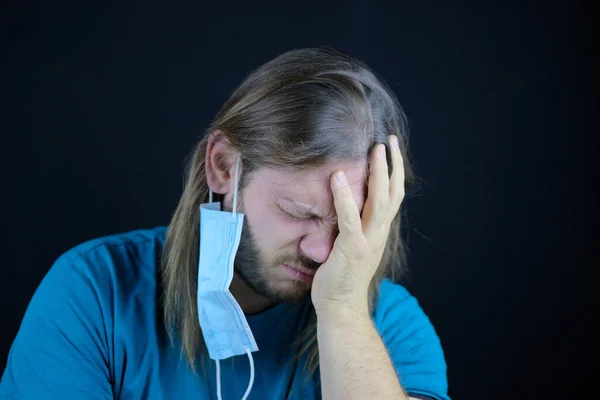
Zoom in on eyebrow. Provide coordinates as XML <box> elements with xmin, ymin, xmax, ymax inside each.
<box><xmin>284</xmin><ymin>199</ymin><xmax>320</xmax><ymax>215</ymax></box>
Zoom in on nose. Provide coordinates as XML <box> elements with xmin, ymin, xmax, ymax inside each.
<box><xmin>299</xmin><ymin>226</ymin><xmax>338</xmax><ymax>264</ymax></box>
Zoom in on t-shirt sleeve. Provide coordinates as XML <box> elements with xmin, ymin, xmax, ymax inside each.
<box><xmin>0</xmin><ymin>253</ymin><xmax>114</xmax><ymax>399</ymax></box>
<box><xmin>373</xmin><ymin>280</ymin><xmax>450</xmax><ymax>400</ymax></box>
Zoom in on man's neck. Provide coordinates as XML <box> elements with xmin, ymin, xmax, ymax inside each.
<box><xmin>229</xmin><ymin>273</ymin><xmax>275</xmax><ymax>315</ymax></box>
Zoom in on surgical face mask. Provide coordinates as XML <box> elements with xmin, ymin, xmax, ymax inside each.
<box><xmin>197</xmin><ymin>156</ymin><xmax>258</xmax><ymax>400</ymax></box>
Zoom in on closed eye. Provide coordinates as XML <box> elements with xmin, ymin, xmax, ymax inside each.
<box><xmin>278</xmin><ymin>205</ymin><xmax>318</xmax><ymax>221</ymax></box>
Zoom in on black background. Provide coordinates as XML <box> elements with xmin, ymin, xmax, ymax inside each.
<box><xmin>1</xmin><ymin>0</ymin><xmax>593</xmax><ymax>398</ymax></box>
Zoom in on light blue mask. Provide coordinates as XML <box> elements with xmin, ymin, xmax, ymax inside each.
<box><xmin>197</xmin><ymin>156</ymin><xmax>258</xmax><ymax>400</ymax></box>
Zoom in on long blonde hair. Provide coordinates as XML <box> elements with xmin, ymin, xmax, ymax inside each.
<box><xmin>160</xmin><ymin>47</ymin><xmax>415</xmax><ymax>377</ymax></box>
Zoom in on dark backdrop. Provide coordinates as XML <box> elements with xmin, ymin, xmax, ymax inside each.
<box><xmin>1</xmin><ymin>1</ymin><xmax>592</xmax><ymax>399</ymax></box>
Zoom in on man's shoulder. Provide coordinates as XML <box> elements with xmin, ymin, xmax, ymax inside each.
<box><xmin>375</xmin><ymin>278</ymin><xmax>412</xmax><ymax>306</ymax></box>
<box><xmin>373</xmin><ymin>278</ymin><xmax>431</xmax><ymax>326</ymax></box>
<box><xmin>0</xmin><ymin>227</ymin><xmax>171</xmax><ymax>399</ymax></box>
<box><xmin>374</xmin><ymin>279</ymin><xmax>449</xmax><ymax>399</ymax></box>
<box><xmin>53</xmin><ymin>226</ymin><xmax>168</xmax><ymax>288</ymax></box>
<box><xmin>60</xmin><ymin>226</ymin><xmax>168</xmax><ymax>260</ymax></box>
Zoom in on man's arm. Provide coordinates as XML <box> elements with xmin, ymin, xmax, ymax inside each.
<box><xmin>317</xmin><ymin>307</ymin><xmax>409</xmax><ymax>400</ymax></box>
<box><xmin>311</xmin><ymin>137</ymin><xmax>447</xmax><ymax>399</ymax></box>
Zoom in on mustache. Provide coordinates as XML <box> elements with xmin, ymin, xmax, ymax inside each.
<box><xmin>276</xmin><ymin>255</ymin><xmax>321</xmax><ymax>271</ymax></box>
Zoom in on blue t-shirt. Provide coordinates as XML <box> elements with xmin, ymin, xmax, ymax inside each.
<box><xmin>1</xmin><ymin>227</ymin><xmax>449</xmax><ymax>399</ymax></box>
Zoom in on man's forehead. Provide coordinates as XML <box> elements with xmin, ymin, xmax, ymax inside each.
<box><xmin>262</xmin><ymin>162</ymin><xmax>366</xmax><ymax>189</ymax></box>
<box><xmin>260</xmin><ymin>163</ymin><xmax>367</xmax><ymax>211</ymax></box>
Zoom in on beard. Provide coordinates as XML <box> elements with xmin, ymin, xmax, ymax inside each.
<box><xmin>233</xmin><ymin>217</ymin><xmax>320</xmax><ymax>303</ymax></box>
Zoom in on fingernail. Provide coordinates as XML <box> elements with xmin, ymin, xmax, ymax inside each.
<box><xmin>391</xmin><ymin>135</ymin><xmax>399</xmax><ymax>150</ymax></box>
<box><xmin>336</xmin><ymin>171</ymin><xmax>346</xmax><ymax>184</ymax></box>
<box><xmin>378</xmin><ymin>144</ymin><xmax>385</xmax><ymax>159</ymax></box>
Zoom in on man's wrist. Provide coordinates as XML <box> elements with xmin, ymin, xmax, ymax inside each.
<box><xmin>315</xmin><ymin>303</ymin><xmax>371</xmax><ymax>326</ymax></box>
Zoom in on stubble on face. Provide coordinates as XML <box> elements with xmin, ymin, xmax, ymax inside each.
<box><xmin>233</xmin><ymin>217</ymin><xmax>318</xmax><ymax>303</ymax></box>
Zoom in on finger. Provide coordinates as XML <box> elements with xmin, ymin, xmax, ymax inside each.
<box><xmin>361</xmin><ymin>143</ymin><xmax>390</xmax><ymax>236</ymax></box>
<box><xmin>389</xmin><ymin>135</ymin><xmax>406</xmax><ymax>209</ymax></box>
<box><xmin>331</xmin><ymin>171</ymin><xmax>362</xmax><ymax>238</ymax></box>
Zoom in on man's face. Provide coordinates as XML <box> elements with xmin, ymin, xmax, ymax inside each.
<box><xmin>227</xmin><ymin>162</ymin><xmax>367</xmax><ymax>303</ymax></box>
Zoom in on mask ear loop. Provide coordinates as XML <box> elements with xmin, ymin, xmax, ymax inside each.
<box><xmin>208</xmin><ymin>155</ymin><xmax>240</xmax><ymax>208</ymax></box>
<box><xmin>214</xmin><ymin>155</ymin><xmax>250</xmax><ymax>400</ymax></box>
<box><xmin>215</xmin><ymin>347</ymin><xmax>254</xmax><ymax>400</ymax></box>
<box><xmin>216</xmin><ymin>360</ymin><xmax>222</xmax><ymax>400</ymax></box>
<box><xmin>242</xmin><ymin>346</ymin><xmax>255</xmax><ymax>400</ymax></box>
<box><xmin>232</xmin><ymin>156</ymin><xmax>241</xmax><ymax>221</ymax></box>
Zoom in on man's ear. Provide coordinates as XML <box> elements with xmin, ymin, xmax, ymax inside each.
<box><xmin>205</xmin><ymin>131</ymin><xmax>239</xmax><ymax>194</ymax></box>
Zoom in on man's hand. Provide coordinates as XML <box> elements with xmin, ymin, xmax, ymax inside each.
<box><xmin>311</xmin><ymin>134</ymin><xmax>405</xmax><ymax>316</ymax></box>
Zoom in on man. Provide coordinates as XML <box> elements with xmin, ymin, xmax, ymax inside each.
<box><xmin>1</xmin><ymin>48</ymin><xmax>449</xmax><ymax>399</ymax></box>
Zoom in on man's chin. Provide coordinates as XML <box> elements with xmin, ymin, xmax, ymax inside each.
<box><xmin>235</xmin><ymin>268</ymin><xmax>310</xmax><ymax>303</ymax></box>
<box><xmin>268</xmin><ymin>279</ymin><xmax>312</xmax><ymax>303</ymax></box>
